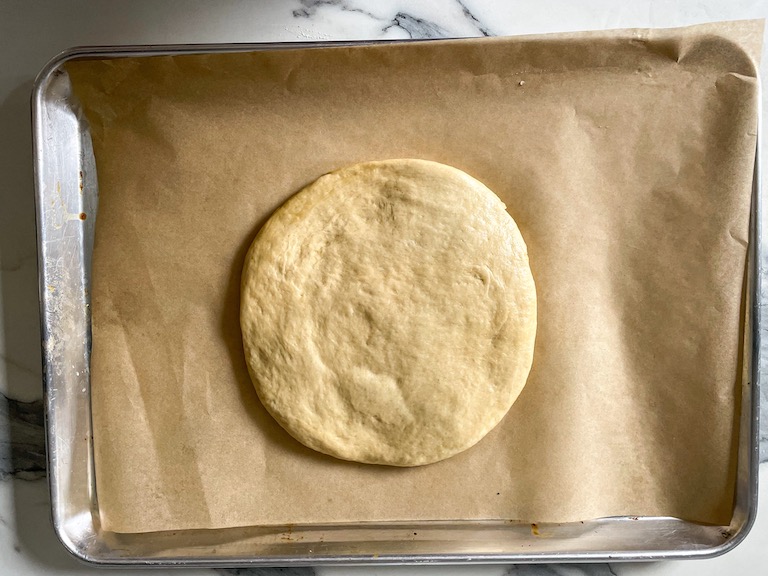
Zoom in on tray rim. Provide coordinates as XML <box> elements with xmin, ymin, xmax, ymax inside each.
<box><xmin>31</xmin><ymin>39</ymin><xmax>763</xmax><ymax>567</ymax></box>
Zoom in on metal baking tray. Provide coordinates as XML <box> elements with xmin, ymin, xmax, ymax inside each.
<box><xmin>32</xmin><ymin>42</ymin><xmax>762</xmax><ymax>567</ymax></box>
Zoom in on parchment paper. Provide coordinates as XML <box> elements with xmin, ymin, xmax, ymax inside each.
<box><xmin>67</xmin><ymin>20</ymin><xmax>762</xmax><ymax>534</ymax></box>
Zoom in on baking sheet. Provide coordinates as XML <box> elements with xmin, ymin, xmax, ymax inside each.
<box><xmin>65</xmin><ymin>20</ymin><xmax>762</xmax><ymax>534</ymax></box>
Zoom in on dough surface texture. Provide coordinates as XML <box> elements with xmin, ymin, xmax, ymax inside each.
<box><xmin>240</xmin><ymin>159</ymin><xmax>537</xmax><ymax>466</ymax></box>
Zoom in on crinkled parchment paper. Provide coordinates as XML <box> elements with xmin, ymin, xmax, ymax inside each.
<box><xmin>66</xmin><ymin>20</ymin><xmax>762</xmax><ymax>533</ymax></box>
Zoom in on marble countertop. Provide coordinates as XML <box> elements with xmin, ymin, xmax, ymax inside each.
<box><xmin>1</xmin><ymin>1</ymin><xmax>767</xmax><ymax>574</ymax></box>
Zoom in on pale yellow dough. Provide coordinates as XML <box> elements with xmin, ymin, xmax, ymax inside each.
<box><xmin>240</xmin><ymin>159</ymin><xmax>537</xmax><ymax>466</ymax></box>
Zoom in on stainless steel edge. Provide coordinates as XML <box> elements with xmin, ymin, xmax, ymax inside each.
<box><xmin>33</xmin><ymin>54</ymin><xmax>97</xmax><ymax>565</ymax></box>
<box><xmin>32</xmin><ymin>40</ymin><xmax>763</xmax><ymax>566</ymax></box>
<box><xmin>32</xmin><ymin>52</ymin><xmax>71</xmax><ymax>561</ymax></box>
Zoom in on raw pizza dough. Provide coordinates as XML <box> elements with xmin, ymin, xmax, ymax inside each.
<box><xmin>240</xmin><ymin>159</ymin><xmax>537</xmax><ymax>466</ymax></box>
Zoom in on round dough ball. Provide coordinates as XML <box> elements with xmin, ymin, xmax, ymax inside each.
<box><xmin>240</xmin><ymin>159</ymin><xmax>536</xmax><ymax>466</ymax></box>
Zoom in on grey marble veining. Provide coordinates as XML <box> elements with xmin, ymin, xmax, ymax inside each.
<box><xmin>293</xmin><ymin>0</ymin><xmax>492</xmax><ymax>39</ymax></box>
<box><xmin>0</xmin><ymin>393</ymin><xmax>45</xmax><ymax>481</ymax></box>
<box><xmin>384</xmin><ymin>13</ymin><xmax>452</xmax><ymax>39</ymax></box>
<box><xmin>455</xmin><ymin>0</ymin><xmax>493</xmax><ymax>36</ymax></box>
<box><xmin>293</xmin><ymin>0</ymin><xmax>374</xmax><ymax>20</ymax></box>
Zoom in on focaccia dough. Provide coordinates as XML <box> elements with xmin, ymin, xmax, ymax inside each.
<box><xmin>240</xmin><ymin>159</ymin><xmax>536</xmax><ymax>466</ymax></box>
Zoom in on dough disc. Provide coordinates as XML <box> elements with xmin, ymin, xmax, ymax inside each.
<box><xmin>240</xmin><ymin>159</ymin><xmax>536</xmax><ymax>466</ymax></box>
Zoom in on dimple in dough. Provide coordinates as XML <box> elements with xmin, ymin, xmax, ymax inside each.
<box><xmin>240</xmin><ymin>159</ymin><xmax>537</xmax><ymax>466</ymax></box>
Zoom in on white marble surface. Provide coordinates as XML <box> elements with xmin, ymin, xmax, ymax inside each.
<box><xmin>1</xmin><ymin>0</ymin><xmax>767</xmax><ymax>574</ymax></box>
